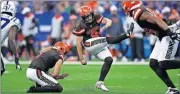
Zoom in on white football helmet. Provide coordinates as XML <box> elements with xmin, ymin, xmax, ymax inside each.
<box><xmin>1</xmin><ymin>1</ymin><xmax>17</xmax><ymax>17</ymax></box>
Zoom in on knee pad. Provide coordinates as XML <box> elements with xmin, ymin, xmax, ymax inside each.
<box><xmin>104</xmin><ymin>57</ymin><xmax>113</xmax><ymax>65</ymax></box>
<box><xmin>54</xmin><ymin>84</ymin><xmax>63</xmax><ymax>92</ymax></box>
<box><xmin>149</xmin><ymin>59</ymin><xmax>159</xmax><ymax>69</ymax></box>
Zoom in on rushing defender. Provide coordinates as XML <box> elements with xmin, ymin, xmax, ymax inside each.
<box><xmin>1</xmin><ymin>1</ymin><xmax>22</xmax><ymax>75</ymax></box>
<box><xmin>122</xmin><ymin>1</ymin><xmax>180</xmax><ymax>94</ymax></box>
<box><xmin>72</xmin><ymin>6</ymin><xmax>134</xmax><ymax>91</ymax></box>
<box><xmin>26</xmin><ymin>42</ymin><xmax>69</xmax><ymax>93</ymax></box>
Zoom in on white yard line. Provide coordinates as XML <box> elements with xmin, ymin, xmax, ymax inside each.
<box><xmin>6</xmin><ymin>61</ymin><xmax>149</xmax><ymax>65</ymax></box>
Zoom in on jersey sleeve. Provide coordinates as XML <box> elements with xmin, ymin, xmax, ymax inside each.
<box><xmin>59</xmin><ymin>55</ymin><xmax>64</xmax><ymax>62</ymax></box>
<box><xmin>95</xmin><ymin>13</ymin><xmax>103</xmax><ymax>24</ymax></box>
<box><xmin>54</xmin><ymin>54</ymin><xmax>65</xmax><ymax>62</ymax></box>
<box><xmin>72</xmin><ymin>20</ymin><xmax>85</xmax><ymax>36</ymax></box>
<box><xmin>132</xmin><ymin>8</ymin><xmax>143</xmax><ymax>21</ymax></box>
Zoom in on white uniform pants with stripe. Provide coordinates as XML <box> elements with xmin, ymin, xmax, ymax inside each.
<box><xmin>26</xmin><ymin>68</ymin><xmax>58</xmax><ymax>86</ymax></box>
<box><xmin>150</xmin><ymin>36</ymin><xmax>179</xmax><ymax>61</ymax></box>
<box><xmin>83</xmin><ymin>37</ymin><xmax>112</xmax><ymax>60</ymax></box>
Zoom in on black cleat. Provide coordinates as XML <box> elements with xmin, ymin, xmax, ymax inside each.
<box><xmin>126</xmin><ymin>22</ymin><xmax>134</xmax><ymax>38</ymax></box>
<box><xmin>27</xmin><ymin>85</ymin><xmax>35</xmax><ymax>93</ymax></box>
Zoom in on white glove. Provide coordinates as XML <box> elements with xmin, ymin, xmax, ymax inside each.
<box><xmin>168</xmin><ymin>24</ymin><xmax>179</xmax><ymax>33</ymax></box>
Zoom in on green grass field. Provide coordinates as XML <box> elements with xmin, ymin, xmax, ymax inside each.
<box><xmin>2</xmin><ymin>64</ymin><xmax>180</xmax><ymax>94</ymax></box>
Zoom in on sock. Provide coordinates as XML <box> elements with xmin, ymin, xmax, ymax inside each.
<box><xmin>106</xmin><ymin>33</ymin><xmax>128</xmax><ymax>44</ymax></box>
<box><xmin>99</xmin><ymin>57</ymin><xmax>113</xmax><ymax>81</ymax></box>
<box><xmin>159</xmin><ymin>60</ymin><xmax>180</xmax><ymax>70</ymax></box>
<box><xmin>149</xmin><ymin>59</ymin><xmax>176</xmax><ymax>88</ymax></box>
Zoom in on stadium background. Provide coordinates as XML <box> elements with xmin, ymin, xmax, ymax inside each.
<box><xmin>1</xmin><ymin>1</ymin><xmax>180</xmax><ymax>94</ymax></box>
<box><xmin>1</xmin><ymin>1</ymin><xmax>180</xmax><ymax>62</ymax></box>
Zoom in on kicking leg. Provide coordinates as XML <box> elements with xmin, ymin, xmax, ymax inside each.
<box><xmin>106</xmin><ymin>22</ymin><xmax>134</xmax><ymax>44</ymax></box>
<box><xmin>106</xmin><ymin>33</ymin><xmax>128</xmax><ymax>44</ymax></box>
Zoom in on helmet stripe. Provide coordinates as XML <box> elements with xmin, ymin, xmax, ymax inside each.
<box><xmin>6</xmin><ymin>1</ymin><xmax>8</xmax><ymax>10</ymax></box>
<box><xmin>133</xmin><ymin>9</ymin><xmax>142</xmax><ymax>20</ymax></box>
<box><xmin>5</xmin><ymin>1</ymin><xmax>9</xmax><ymax>10</ymax></box>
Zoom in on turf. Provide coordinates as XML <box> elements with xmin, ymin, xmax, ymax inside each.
<box><xmin>1</xmin><ymin>64</ymin><xmax>180</xmax><ymax>94</ymax></box>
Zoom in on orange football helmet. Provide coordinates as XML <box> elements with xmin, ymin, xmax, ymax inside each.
<box><xmin>79</xmin><ymin>6</ymin><xmax>94</xmax><ymax>23</ymax></box>
<box><xmin>122</xmin><ymin>1</ymin><xmax>141</xmax><ymax>14</ymax></box>
<box><xmin>80</xmin><ymin>6</ymin><xmax>93</xmax><ymax>17</ymax></box>
<box><xmin>54</xmin><ymin>42</ymin><xmax>69</xmax><ymax>55</ymax></box>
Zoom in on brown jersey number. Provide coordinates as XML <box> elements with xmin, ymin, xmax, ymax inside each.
<box><xmin>91</xmin><ymin>30</ymin><xmax>99</xmax><ymax>38</ymax></box>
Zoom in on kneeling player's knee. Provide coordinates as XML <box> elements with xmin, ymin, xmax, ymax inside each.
<box><xmin>149</xmin><ymin>59</ymin><xmax>158</xmax><ymax>69</ymax></box>
<box><xmin>104</xmin><ymin>57</ymin><xmax>113</xmax><ymax>65</ymax></box>
<box><xmin>54</xmin><ymin>84</ymin><xmax>63</xmax><ymax>92</ymax></box>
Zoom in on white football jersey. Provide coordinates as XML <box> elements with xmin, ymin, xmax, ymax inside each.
<box><xmin>1</xmin><ymin>14</ymin><xmax>21</xmax><ymax>44</ymax></box>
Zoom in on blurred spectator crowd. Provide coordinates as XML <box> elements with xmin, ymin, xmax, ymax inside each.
<box><xmin>1</xmin><ymin>1</ymin><xmax>180</xmax><ymax>62</ymax></box>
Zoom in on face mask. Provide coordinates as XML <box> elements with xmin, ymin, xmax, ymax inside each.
<box><xmin>83</xmin><ymin>14</ymin><xmax>93</xmax><ymax>23</ymax></box>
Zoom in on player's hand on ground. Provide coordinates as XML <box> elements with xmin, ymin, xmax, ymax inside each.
<box><xmin>126</xmin><ymin>22</ymin><xmax>134</xmax><ymax>38</ymax></box>
<box><xmin>56</xmin><ymin>73</ymin><xmax>68</xmax><ymax>79</ymax></box>
<box><xmin>81</xmin><ymin>59</ymin><xmax>87</xmax><ymax>65</ymax></box>
<box><xmin>61</xmin><ymin>73</ymin><xmax>68</xmax><ymax>78</ymax></box>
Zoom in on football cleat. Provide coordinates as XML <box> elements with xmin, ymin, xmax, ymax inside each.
<box><xmin>166</xmin><ymin>87</ymin><xmax>180</xmax><ymax>94</ymax></box>
<box><xmin>27</xmin><ymin>85</ymin><xmax>35</xmax><ymax>93</ymax></box>
<box><xmin>95</xmin><ymin>81</ymin><xmax>109</xmax><ymax>91</ymax></box>
<box><xmin>126</xmin><ymin>22</ymin><xmax>134</xmax><ymax>38</ymax></box>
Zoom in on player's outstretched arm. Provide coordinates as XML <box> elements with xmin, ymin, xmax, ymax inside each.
<box><xmin>49</xmin><ymin>59</ymin><xmax>63</xmax><ymax>79</ymax></box>
<box><xmin>140</xmin><ymin>12</ymin><xmax>169</xmax><ymax>31</ymax></box>
<box><xmin>8</xmin><ymin>25</ymin><xmax>21</xmax><ymax>70</ymax></box>
<box><xmin>100</xmin><ymin>18</ymin><xmax>112</xmax><ymax>33</ymax></box>
<box><xmin>76</xmin><ymin>36</ymin><xmax>87</xmax><ymax>65</ymax></box>
<box><xmin>140</xmin><ymin>11</ymin><xmax>178</xmax><ymax>39</ymax></box>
